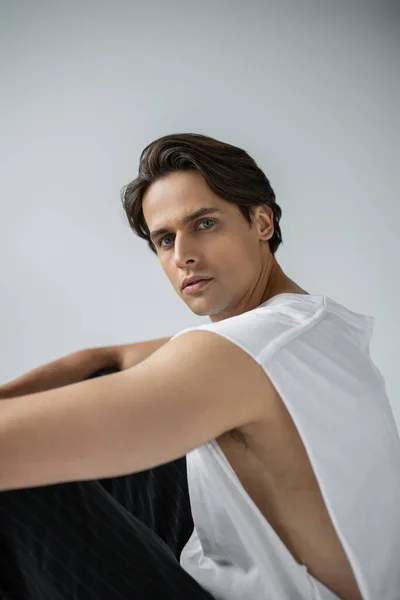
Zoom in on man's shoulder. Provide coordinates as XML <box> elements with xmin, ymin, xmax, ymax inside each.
<box><xmin>167</xmin><ymin>327</ymin><xmax>287</xmax><ymax>425</ymax></box>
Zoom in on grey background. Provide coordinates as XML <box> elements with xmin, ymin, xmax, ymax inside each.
<box><xmin>1</xmin><ymin>1</ymin><xmax>399</xmax><ymax>428</ymax></box>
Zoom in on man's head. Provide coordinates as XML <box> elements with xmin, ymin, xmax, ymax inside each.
<box><xmin>121</xmin><ymin>133</ymin><xmax>284</xmax><ymax>320</ymax></box>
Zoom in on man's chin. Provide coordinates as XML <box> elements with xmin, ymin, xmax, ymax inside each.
<box><xmin>187</xmin><ymin>305</ymin><xmax>210</xmax><ymax>317</ymax></box>
<box><xmin>187</xmin><ymin>301</ymin><xmax>224</xmax><ymax>318</ymax></box>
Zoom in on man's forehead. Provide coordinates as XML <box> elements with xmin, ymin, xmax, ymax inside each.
<box><xmin>144</xmin><ymin>170</ymin><xmax>207</xmax><ymax>200</ymax></box>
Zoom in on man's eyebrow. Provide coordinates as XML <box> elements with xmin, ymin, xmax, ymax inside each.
<box><xmin>149</xmin><ymin>207</ymin><xmax>223</xmax><ymax>241</ymax></box>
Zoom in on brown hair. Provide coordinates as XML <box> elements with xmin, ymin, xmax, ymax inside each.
<box><xmin>120</xmin><ymin>132</ymin><xmax>283</xmax><ymax>255</ymax></box>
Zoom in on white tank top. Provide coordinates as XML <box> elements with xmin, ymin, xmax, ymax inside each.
<box><xmin>170</xmin><ymin>293</ymin><xmax>400</xmax><ymax>600</ymax></box>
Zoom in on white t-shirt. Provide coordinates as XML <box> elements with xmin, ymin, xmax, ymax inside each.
<box><xmin>170</xmin><ymin>293</ymin><xmax>400</xmax><ymax>600</ymax></box>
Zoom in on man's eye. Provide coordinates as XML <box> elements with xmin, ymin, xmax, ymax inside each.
<box><xmin>158</xmin><ymin>219</ymin><xmax>215</xmax><ymax>248</ymax></box>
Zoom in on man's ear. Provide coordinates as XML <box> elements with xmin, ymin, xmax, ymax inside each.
<box><xmin>254</xmin><ymin>205</ymin><xmax>274</xmax><ymax>242</ymax></box>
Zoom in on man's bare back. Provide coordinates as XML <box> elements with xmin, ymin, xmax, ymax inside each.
<box><xmin>219</xmin><ymin>394</ymin><xmax>363</xmax><ymax>600</ymax></box>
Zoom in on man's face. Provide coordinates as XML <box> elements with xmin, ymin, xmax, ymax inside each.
<box><xmin>142</xmin><ymin>170</ymin><xmax>272</xmax><ymax>320</ymax></box>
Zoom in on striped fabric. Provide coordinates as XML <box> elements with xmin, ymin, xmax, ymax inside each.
<box><xmin>0</xmin><ymin>366</ymin><xmax>216</xmax><ymax>599</ymax></box>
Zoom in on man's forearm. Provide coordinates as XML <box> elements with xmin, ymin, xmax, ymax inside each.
<box><xmin>115</xmin><ymin>337</ymin><xmax>171</xmax><ymax>371</ymax></box>
<box><xmin>0</xmin><ymin>347</ymin><xmax>119</xmax><ymax>399</ymax></box>
<box><xmin>0</xmin><ymin>337</ymin><xmax>172</xmax><ymax>400</ymax></box>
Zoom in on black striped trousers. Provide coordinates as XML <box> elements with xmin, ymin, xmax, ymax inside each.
<box><xmin>0</xmin><ymin>366</ymin><xmax>216</xmax><ymax>599</ymax></box>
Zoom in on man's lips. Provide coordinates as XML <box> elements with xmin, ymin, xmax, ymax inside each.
<box><xmin>185</xmin><ymin>278</ymin><xmax>209</xmax><ymax>287</ymax></box>
<box><xmin>183</xmin><ymin>278</ymin><xmax>214</xmax><ymax>293</ymax></box>
<box><xmin>182</xmin><ymin>277</ymin><xmax>213</xmax><ymax>289</ymax></box>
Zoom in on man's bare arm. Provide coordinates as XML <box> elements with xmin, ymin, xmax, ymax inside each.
<box><xmin>0</xmin><ymin>337</ymin><xmax>171</xmax><ymax>399</ymax></box>
<box><xmin>112</xmin><ymin>337</ymin><xmax>172</xmax><ymax>371</ymax></box>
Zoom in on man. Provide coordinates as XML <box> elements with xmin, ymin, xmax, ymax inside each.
<box><xmin>1</xmin><ymin>133</ymin><xmax>399</xmax><ymax>600</ymax></box>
